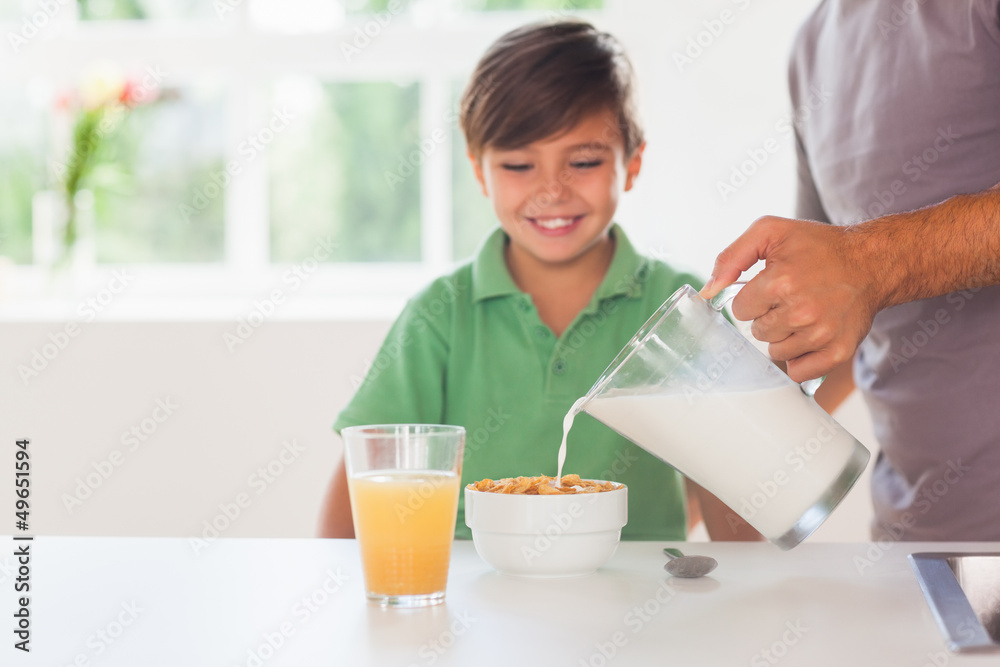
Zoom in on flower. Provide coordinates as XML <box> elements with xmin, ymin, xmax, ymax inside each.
<box><xmin>56</xmin><ymin>62</ymin><xmax>160</xmax><ymax>250</ymax></box>
<box><xmin>78</xmin><ymin>61</ymin><xmax>127</xmax><ymax>110</ymax></box>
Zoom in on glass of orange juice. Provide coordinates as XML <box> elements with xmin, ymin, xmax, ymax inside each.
<box><xmin>342</xmin><ymin>424</ymin><xmax>464</xmax><ymax>608</ymax></box>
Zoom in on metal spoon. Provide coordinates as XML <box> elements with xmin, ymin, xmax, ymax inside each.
<box><xmin>663</xmin><ymin>548</ymin><xmax>718</xmax><ymax>578</ymax></box>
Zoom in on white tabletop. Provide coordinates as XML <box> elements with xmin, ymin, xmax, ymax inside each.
<box><xmin>4</xmin><ymin>536</ymin><xmax>998</xmax><ymax>666</ymax></box>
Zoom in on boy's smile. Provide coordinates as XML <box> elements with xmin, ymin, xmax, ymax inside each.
<box><xmin>528</xmin><ymin>215</ymin><xmax>583</xmax><ymax>234</ymax></box>
<box><xmin>471</xmin><ymin>109</ymin><xmax>644</xmax><ymax>272</ymax></box>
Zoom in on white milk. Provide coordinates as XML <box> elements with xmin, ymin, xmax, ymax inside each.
<box><xmin>583</xmin><ymin>384</ymin><xmax>859</xmax><ymax>540</ymax></box>
<box><xmin>556</xmin><ymin>396</ymin><xmax>589</xmax><ymax>482</ymax></box>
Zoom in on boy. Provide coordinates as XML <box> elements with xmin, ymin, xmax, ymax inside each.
<box><xmin>320</xmin><ymin>20</ymin><xmax>756</xmax><ymax>541</ymax></box>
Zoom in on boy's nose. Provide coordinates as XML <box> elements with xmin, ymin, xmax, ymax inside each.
<box><xmin>532</xmin><ymin>172</ymin><xmax>571</xmax><ymax>208</ymax></box>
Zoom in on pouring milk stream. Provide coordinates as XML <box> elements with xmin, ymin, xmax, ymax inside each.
<box><xmin>555</xmin><ymin>284</ymin><xmax>869</xmax><ymax>550</ymax></box>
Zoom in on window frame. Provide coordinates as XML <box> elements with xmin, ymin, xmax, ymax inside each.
<box><xmin>0</xmin><ymin>1</ymin><xmax>622</xmax><ymax>319</ymax></box>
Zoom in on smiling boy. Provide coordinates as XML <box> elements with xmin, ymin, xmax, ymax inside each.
<box><xmin>320</xmin><ymin>20</ymin><xmax>757</xmax><ymax>541</ymax></box>
<box><xmin>469</xmin><ymin>109</ymin><xmax>640</xmax><ymax>338</ymax></box>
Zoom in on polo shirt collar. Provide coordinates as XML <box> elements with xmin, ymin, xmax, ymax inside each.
<box><xmin>471</xmin><ymin>223</ymin><xmax>648</xmax><ymax>304</ymax></box>
<box><xmin>471</xmin><ymin>226</ymin><xmax>520</xmax><ymax>303</ymax></box>
<box><xmin>594</xmin><ymin>223</ymin><xmax>648</xmax><ymax>302</ymax></box>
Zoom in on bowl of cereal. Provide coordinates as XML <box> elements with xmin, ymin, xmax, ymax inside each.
<box><xmin>464</xmin><ymin>474</ymin><xmax>627</xmax><ymax>577</ymax></box>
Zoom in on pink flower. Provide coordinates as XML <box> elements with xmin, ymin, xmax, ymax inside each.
<box><xmin>78</xmin><ymin>61</ymin><xmax>126</xmax><ymax>110</ymax></box>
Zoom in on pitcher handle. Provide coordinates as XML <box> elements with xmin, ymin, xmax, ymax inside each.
<box><xmin>800</xmin><ymin>376</ymin><xmax>825</xmax><ymax>397</ymax></box>
<box><xmin>708</xmin><ymin>280</ymin><xmax>747</xmax><ymax>312</ymax></box>
<box><xmin>706</xmin><ymin>280</ymin><xmax>826</xmax><ymax>397</ymax></box>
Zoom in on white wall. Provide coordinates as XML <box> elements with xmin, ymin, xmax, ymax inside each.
<box><xmin>606</xmin><ymin>0</ymin><xmax>823</xmax><ymax>276</ymax></box>
<box><xmin>0</xmin><ymin>321</ymin><xmax>389</xmax><ymax>541</ymax></box>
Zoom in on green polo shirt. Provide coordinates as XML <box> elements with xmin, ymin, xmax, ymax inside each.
<box><xmin>334</xmin><ymin>224</ymin><xmax>703</xmax><ymax>540</ymax></box>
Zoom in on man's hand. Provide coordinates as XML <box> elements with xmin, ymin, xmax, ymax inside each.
<box><xmin>701</xmin><ymin>216</ymin><xmax>883</xmax><ymax>382</ymax></box>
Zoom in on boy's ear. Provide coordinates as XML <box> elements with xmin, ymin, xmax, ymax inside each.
<box><xmin>624</xmin><ymin>142</ymin><xmax>645</xmax><ymax>192</ymax></box>
<box><xmin>468</xmin><ymin>152</ymin><xmax>489</xmax><ymax>197</ymax></box>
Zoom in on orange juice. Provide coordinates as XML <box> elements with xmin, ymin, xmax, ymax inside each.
<box><xmin>349</xmin><ymin>469</ymin><xmax>460</xmax><ymax>596</ymax></box>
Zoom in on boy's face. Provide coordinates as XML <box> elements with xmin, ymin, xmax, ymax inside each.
<box><xmin>470</xmin><ymin>109</ymin><xmax>644</xmax><ymax>269</ymax></box>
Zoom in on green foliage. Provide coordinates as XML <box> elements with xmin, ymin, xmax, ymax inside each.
<box><xmin>61</xmin><ymin>107</ymin><xmax>109</xmax><ymax>247</ymax></box>
<box><xmin>77</xmin><ymin>0</ymin><xmax>214</xmax><ymax>20</ymax></box>
<box><xmin>450</xmin><ymin>83</ymin><xmax>496</xmax><ymax>262</ymax></box>
<box><xmin>90</xmin><ymin>93</ymin><xmax>225</xmax><ymax>262</ymax></box>
<box><xmin>270</xmin><ymin>81</ymin><xmax>421</xmax><ymax>263</ymax></box>
<box><xmin>0</xmin><ymin>92</ymin><xmax>47</xmax><ymax>265</ymax></box>
<box><xmin>78</xmin><ymin>0</ymin><xmax>148</xmax><ymax>20</ymax></box>
<box><xmin>0</xmin><ymin>152</ymin><xmax>39</xmax><ymax>264</ymax></box>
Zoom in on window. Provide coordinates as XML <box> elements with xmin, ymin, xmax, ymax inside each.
<box><xmin>77</xmin><ymin>0</ymin><xmax>216</xmax><ymax>21</ymax></box>
<box><xmin>460</xmin><ymin>0</ymin><xmax>602</xmax><ymax>9</ymax></box>
<box><xmin>0</xmin><ymin>89</ymin><xmax>48</xmax><ymax>265</ymax></box>
<box><xmin>270</xmin><ymin>79</ymin><xmax>422</xmax><ymax>263</ymax></box>
<box><xmin>345</xmin><ymin>0</ymin><xmax>603</xmax><ymax>11</ymax></box>
<box><xmin>450</xmin><ymin>81</ymin><xmax>495</xmax><ymax>261</ymax></box>
<box><xmin>94</xmin><ymin>82</ymin><xmax>226</xmax><ymax>262</ymax></box>
<box><xmin>0</xmin><ymin>0</ymin><xmax>613</xmax><ymax>312</ymax></box>
<box><xmin>0</xmin><ymin>0</ymin><xmax>22</xmax><ymax>21</ymax></box>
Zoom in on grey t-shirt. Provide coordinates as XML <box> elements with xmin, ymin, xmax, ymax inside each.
<box><xmin>789</xmin><ymin>0</ymin><xmax>1000</xmax><ymax>540</ymax></box>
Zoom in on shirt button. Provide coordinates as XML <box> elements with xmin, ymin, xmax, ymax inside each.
<box><xmin>535</xmin><ymin>326</ymin><xmax>549</xmax><ymax>338</ymax></box>
<box><xmin>552</xmin><ymin>359</ymin><xmax>567</xmax><ymax>375</ymax></box>
<box><xmin>517</xmin><ymin>300</ymin><xmax>530</xmax><ymax>312</ymax></box>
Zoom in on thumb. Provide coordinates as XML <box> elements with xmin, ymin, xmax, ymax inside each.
<box><xmin>701</xmin><ymin>216</ymin><xmax>785</xmax><ymax>299</ymax></box>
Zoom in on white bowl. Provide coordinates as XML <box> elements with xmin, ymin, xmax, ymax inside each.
<box><xmin>464</xmin><ymin>483</ymin><xmax>627</xmax><ymax>577</ymax></box>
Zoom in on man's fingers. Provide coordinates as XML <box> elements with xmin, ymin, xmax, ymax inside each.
<box><xmin>771</xmin><ymin>334</ymin><xmax>854</xmax><ymax>380</ymax></box>
<box><xmin>700</xmin><ymin>269</ymin><xmax>740</xmax><ymax>301</ymax></box>
<box><xmin>785</xmin><ymin>352</ymin><xmax>839</xmax><ymax>384</ymax></box>
<box><xmin>749</xmin><ymin>312</ymin><xmax>793</xmax><ymax>344</ymax></box>
<box><xmin>702</xmin><ymin>216</ymin><xmax>785</xmax><ymax>299</ymax></box>
<box><xmin>767</xmin><ymin>330</ymin><xmax>825</xmax><ymax>362</ymax></box>
<box><xmin>729</xmin><ymin>272</ymin><xmax>781</xmax><ymax>322</ymax></box>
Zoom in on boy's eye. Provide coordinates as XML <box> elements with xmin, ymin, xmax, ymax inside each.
<box><xmin>501</xmin><ymin>163</ymin><xmax>532</xmax><ymax>172</ymax></box>
<box><xmin>571</xmin><ymin>159</ymin><xmax>603</xmax><ymax>169</ymax></box>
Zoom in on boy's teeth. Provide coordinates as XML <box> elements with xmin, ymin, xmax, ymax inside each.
<box><xmin>535</xmin><ymin>217</ymin><xmax>575</xmax><ymax>229</ymax></box>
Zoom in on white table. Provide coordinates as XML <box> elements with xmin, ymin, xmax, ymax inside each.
<box><xmin>4</xmin><ymin>536</ymin><xmax>998</xmax><ymax>666</ymax></box>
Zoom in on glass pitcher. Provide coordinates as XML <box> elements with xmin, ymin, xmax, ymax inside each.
<box><xmin>578</xmin><ymin>284</ymin><xmax>870</xmax><ymax>549</ymax></box>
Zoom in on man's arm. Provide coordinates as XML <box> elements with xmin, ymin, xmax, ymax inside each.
<box><xmin>684</xmin><ymin>477</ymin><xmax>703</xmax><ymax>533</ymax></box>
<box><xmin>702</xmin><ymin>185</ymin><xmax>1000</xmax><ymax>381</ymax></box>
<box><xmin>686</xmin><ymin>478</ymin><xmax>764</xmax><ymax>542</ymax></box>
<box><xmin>812</xmin><ymin>358</ymin><xmax>855</xmax><ymax>416</ymax></box>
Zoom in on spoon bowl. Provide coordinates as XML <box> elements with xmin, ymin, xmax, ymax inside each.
<box><xmin>663</xmin><ymin>548</ymin><xmax>718</xmax><ymax>578</ymax></box>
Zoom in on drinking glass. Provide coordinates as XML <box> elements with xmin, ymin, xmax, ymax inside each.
<box><xmin>342</xmin><ymin>424</ymin><xmax>464</xmax><ymax>607</ymax></box>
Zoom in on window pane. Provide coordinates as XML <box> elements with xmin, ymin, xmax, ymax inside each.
<box><xmin>346</xmin><ymin>0</ymin><xmax>602</xmax><ymax>11</ymax></box>
<box><xmin>270</xmin><ymin>79</ymin><xmax>421</xmax><ymax>263</ymax></box>
<box><xmin>0</xmin><ymin>0</ymin><xmax>22</xmax><ymax>21</ymax></box>
<box><xmin>344</xmin><ymin>0</ymin><xmax>405</xmax><ymax>14</ymax></box>
<box><xmin>249</xmin><ymin>0</ymin><xmax>344</xmax><ymax>32</ymax></box>
<box><xmin>450</xmin><ymin>80</ymin><xmax>495</xmax><ymax>261</ymax></box>
<box><xmin>77</xmin><ymin>0</ymin><xmax>217</xmax><ymax>20</ymax></box>
<box><xmin>457</xmin><ymin>0</ymin><xmax>602</xmax><ymax>8</ymax></box>
<box><xmin>0</xmin><ymin>89</ymin><xmax>48</xmax><ymax>265</ymax></box>
<box><xmin>90</xmin><ymin>83</ymin><xmax>225</xmax><ymax>262</ymax></box>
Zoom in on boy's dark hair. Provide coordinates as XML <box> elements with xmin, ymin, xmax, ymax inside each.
<box><xmin>460</xmin><ymin>20</ymin><xmax>644</xmax><ymax>161</ymax></box>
